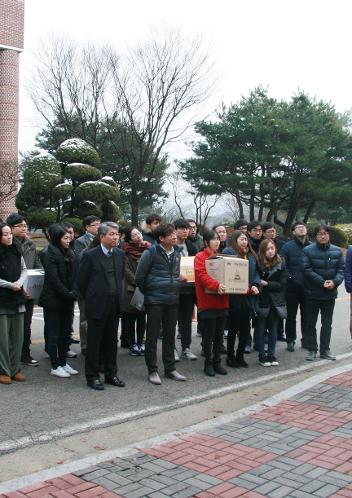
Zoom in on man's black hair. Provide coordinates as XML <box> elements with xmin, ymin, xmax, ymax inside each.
<box><xmin>173</xmin><ymin>218</ymin><xmax>190</xmax><ymax>229</ymax></box>
<box><xmin>247</xmin><ymin>220</ymin><xmax>262</xmax><ymax>232</ymax></box>
<box><xmin>145</xmin><ymin>213</ymin><xmax>162</xmax><ymax>225</ymax></box>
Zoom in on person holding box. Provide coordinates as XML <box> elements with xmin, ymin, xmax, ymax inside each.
<box><xmin>194</xmin><ymin>230</ymin><xmax>229</xmax><ymax>377</ymax></box>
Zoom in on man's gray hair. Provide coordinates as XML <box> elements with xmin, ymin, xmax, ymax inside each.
<box><xmin>98</xmin><ymin>222</ymin><xmax>119</xmax><ymax>236</ymax></box>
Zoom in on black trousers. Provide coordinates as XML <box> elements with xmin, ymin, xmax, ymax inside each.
<box><xmin>305</xmin><ymin>298</ymin><xmax>335</xmax><ymax>353</ymax></box>
<box><xmin>145</xmin><ymin>304</ymin><xmax>177</xmax><ymax>374</ymax></box>
<box><xmin>22</xmin><ymin>299</ymin><xmax>35</xmax><ymax>357</ymax></box>
<box><xmin>285</xmin><ymin>282</ymin><xmax>308</xmax><ymax>344</ymax></box>
<box><xmin>227</xmin><ymin>312</ymin><xmax>251</xmax><ymax>360</ymax></box>
<box><xmin>202</xmin><ymin>315</ymin><xmax>227</xmax><ymax>365</ymax></box>
<box><xmin>178</xmin><ymin>293</ymin><xmax>196</xmax><ymax>350</ymax></box>
<box><xmin>85</xmin><ymin>296</ymin><xmax>119</xmax><ymax>382</ymax></box>
<box><xmin>44</xmin><ymin>305</ymin><xmax>73</xmax><ymax>369</ymax></box>
<box><xmin>125</xmin><ymin>312</ymin><xmax>146</xmax><ymax>346</ymax></box>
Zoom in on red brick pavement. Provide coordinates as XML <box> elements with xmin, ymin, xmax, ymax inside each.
<box><xmin>2</xmin><ymin>370</ymin><xmax>352</xmax><ymax>498</ymax></box>
<box><xmin>251</xmin><ymin>399</ymin><xmax>352</xmax><ymax>432</ymax></box>
<box><xmin>0</xmin><ymin>475</ymin><xmax>123</xmax><ymax>498</ymax></box>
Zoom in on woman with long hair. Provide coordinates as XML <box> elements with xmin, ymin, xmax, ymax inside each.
<box><xmin>122</xmin><ymin>226</ymin><xmax>150</xmax><ymax>355</ymax></box>
<box><xmin>223</xmin><ymin>231</ymin><xmax>260</xmax><ymax>368</ymax></box>
<box><xmin>194</xmin><ymin>230</ymin><xmax>229</xmax><ymax>376</ymax></box>
<box><xmin>39</xmin><ymin>223</ymin><xmax>78</xmax><ymax>378</ymax></box>
<box><xmin>256</xmin><ymin>239</ymin><xmax>287</xmax><ymax>367</ymax></box>
<box><xmin>0</xmin><ymin>223</ymin><xmax>28</xmax><ymax>384</ymax></box>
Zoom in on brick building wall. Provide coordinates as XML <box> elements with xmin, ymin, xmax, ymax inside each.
<box><xmin>0</xmin><ymin>0</ymin><xmax>24</xmax><ymax>221</ymax></box>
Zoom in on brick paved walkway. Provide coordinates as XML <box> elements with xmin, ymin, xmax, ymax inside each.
<box><xmin>2</xmin><ymin>369</ymin><xmax>352</xmax><ymax>498</ymax></box>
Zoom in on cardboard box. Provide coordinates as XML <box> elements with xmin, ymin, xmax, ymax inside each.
<box><xmin>205</xmin><ymin>255</ymin><xmax>248</xmax><ymax>294</ymax></box>
<box><xmin>180</xmin><ymin>256</ymin><xmax>195</xmax><ymax>283</ymax></box>
<box><xmin>23</xmin><ymin>269</ymin><xmax>45</xmax><ymax>302</ymax></box>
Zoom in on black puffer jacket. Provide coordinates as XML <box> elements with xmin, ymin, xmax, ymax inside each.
<box><xmin>281</xmin><ymin>237</ymin><xmax>310</xmax><ymax>287</ymax></box>
<box><xmin>39</xmin><ymin>244</ymin><xmax>77</xmax><ymax>309</ymax></box>
<box><xmin>0</xmin><ymin>244</ymin><xmax>26</xmax><ymax>308</ymax></box>
<box><xmin>135</xmin><ymin>244</ymin><xmax>181</xmax><ymax>305</ymax></box>
<box><xmin>303</xmin><ymin>242</ymin><xmax>344</xmax><ymax>300</ymax></box>
<box><xmin>257</xmin><ymin>260</ymin><xmax>287</xmax><ymax>311</ymax></box>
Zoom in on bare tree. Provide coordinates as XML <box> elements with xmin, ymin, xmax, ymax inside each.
<box><xmin>28</xmin><ymin>32</ymin><xmax>215</xmax><ymax>224</ymax></box>
<box><xmin>167</xmin><ymin>171</ymin><xmax>220</xmax><ymax>225</ymax></box>
<box><xmin>109</xmin><ymin>29</ymin><xmax>215</xmax><ymax>224</ymax></box>
<box><xmin>28</xmin><ymin>38</ymin><xmax>115</xmax><ymax>149</ymax></box>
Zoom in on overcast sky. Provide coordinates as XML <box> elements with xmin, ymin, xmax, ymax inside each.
<box><xmin>19</xmin><ymin>0</ymin><xmax>352</xmax><ymax>160</ymax></box>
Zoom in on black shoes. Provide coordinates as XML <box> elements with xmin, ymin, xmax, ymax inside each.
<box><xmin>227</xmin><ymin>357</ymin><xmax>240</xmax><ymax>368</ymax></box>
<box><xmin>236</xmin><ymin>357</ymin><xmax>249</xmax><ymax>368</ymax></box>
<box><xmin>214</xmin><ymin>364</ymin><xmax>227</xmax><ymax>375</ymax></box>
<box><xmin>87</xmin><ymin>379</ymin><xmax>104</xmax><ymax>390</ymax></box>
<box><xmin>320</xmin><ymin>351</ymin><xmax>336</xmax><ymax>361</ymax></box>
<box><xmin>105</xmin><ymin>376</ymin><xmax>125</xmax><ymax>387</ymax></box>
<box><xmin>21</xmin><ymin>355</ymin><xmax>39</xmax><ymax>367</ymax></box>
<box><xmin>287</xmin><ymin>342</ymin><xmax>295</xmax><ymax>352</ymax></box>
<box><xmin>204</xmin><ymin>364</ymin><xmax>215</xmax><ymax>376</ymax></box>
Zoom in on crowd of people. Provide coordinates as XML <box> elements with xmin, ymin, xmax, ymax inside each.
<box><xmin>0</xmin><ymin>212</ymin><xmax>348</xmax><ymax>389</ymax></box>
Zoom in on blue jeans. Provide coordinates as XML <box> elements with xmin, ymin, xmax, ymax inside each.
<box><xmin>256</xmin><ymin>310</ymin><xmax>279</xmax><ymax>357</ymax></box>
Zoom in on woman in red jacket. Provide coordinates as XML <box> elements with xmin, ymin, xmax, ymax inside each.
<box><xmin>194</xmin><ymin>230</ymin><xmax>229</xmax><ymax>376</ymax></box>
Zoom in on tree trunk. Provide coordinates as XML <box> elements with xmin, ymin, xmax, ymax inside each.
<box><xmin>249</xmin><ymin>183</ymin><xmax>255</xmax><ymax>220</ymax></box>
<box><xmin>236</xmin><ymin>194</ymin><xmax>244</xmax><ymax>219</ymax></box>
<box><xmin>130</xmin><ymin>196</ymin><xmax>139</xmax><ymax>226</ymax></box>
<box><xmin>303</xmin><ymin>200</ymin><xmax>315</xmax><ymax>223</ymax></box>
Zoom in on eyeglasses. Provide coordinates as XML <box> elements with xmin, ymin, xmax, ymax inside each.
<box><xmin>13</xmin><ymin>223</ymin><xmax>27</xmax><ymax>228</ymax></box>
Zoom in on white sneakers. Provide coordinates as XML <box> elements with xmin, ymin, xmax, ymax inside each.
<box><xmin>50</xmin><ymin>364</ymin><xmax>78</xmax><ymax>378</ymax></box>
<box><xmin>63</xmin><ymin>364</ymin><xmax>79</xmax><ymax>375</ymax></box>
<box><xmin>181</xmin><ymin>348</ymin><xmax>197</xmax><ymax>360</ymax></box>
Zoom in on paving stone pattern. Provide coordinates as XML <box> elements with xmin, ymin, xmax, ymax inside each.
<box><xmin>3</xmin><ymin>371</ymin><xmax>352</xmax><ymax>497</ymax></box>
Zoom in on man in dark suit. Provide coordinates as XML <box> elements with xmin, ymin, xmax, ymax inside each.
<box><xmin>74</xmin><ymin>215</ymin><xmax>101</xmax><ymax>355</ymax></box>
<box><xmin>78</xmin><ymin>222</ymin><xmax>125</xmax><ymax>390</ymax></box>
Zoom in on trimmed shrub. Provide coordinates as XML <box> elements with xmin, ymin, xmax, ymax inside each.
<box><xmin>56</xmin><ymin>138</ymin><xmax>100</xmax><ymax>167</ymax></box>
<box><xmin>102</xmin><ymin>200</ymin><xmax>119</xmax><ymax>221</ymax></box>
<box><xmin>52</xmin><ymin>183</ymin><xmax>72</xmax><ymax>201</ymax></box>
<box><xmin>27</xmin><ymin>207</ymin><xmax>58</xmax><ymax>229</ymax></box>
<box><xmin>101</xmin><ymin>176</ymin><xmax>117</xmax><ymax>187</ymax></box>
<box><xmin>65</xmin><ymin>163</ymin><xmax>102</xmax><ymax>182</ymax></box>
<box><xmin>77</xmin><ymin>201</ymin><xmax>103</xmax><ymax>219</ymax></box>
<box><xmin>334</xmin><ymin>224</ymin><xmax>352</xmax><ymax>245</ymax></box>
<box><xmin>75</xmin><ymin>181</ymin><xmax>119</xmax><ymax>204</ymax></box>
<box><xmin>61</xmin><ymin>216</ymin><xmax>83</xmax><ymax>235</ymax></box>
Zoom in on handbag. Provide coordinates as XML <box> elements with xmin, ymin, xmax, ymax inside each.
<box><xmin>275</xmin><ymin>305</ymin><xmax>287</xmax><ymax>319</ymax></box>
<box><xmin>257</xmin><ymin>306</ymin><xmax>270</xmax><ymax>318</ymax></box>
<box><xmin>130</xmin><ymin>287</ymin><xmax>145</xmax><ymax>311</ymax></box>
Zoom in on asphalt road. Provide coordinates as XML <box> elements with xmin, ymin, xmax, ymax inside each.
<box><xmin>0</xmin><ymin>289</ymin><xmax>350</xmax><ymax>457</ymax></box>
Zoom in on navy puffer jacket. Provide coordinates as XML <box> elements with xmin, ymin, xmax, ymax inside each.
<box><xmin>281</xmin><ymin>237</ymin><xmax>311</xmax><ymax>287</ymax></box>
<box><xmin>303</xmin><ymin>242</ymin><xmax>344</xmax><ymax>300</ymax></box>
<box><xmin>135</xmin><ymin>244</ymin><xmax>181</xmax><ymax>305</ymax></box>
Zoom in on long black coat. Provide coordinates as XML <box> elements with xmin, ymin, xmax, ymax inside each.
<box><xmin>39</xmin><ymin>244</ymin><xmax>77</xmax><ymax>309</ymax></box>
<box><xmin>78</xmin><ymin>245</ymin><xmax>125</xmax><ymax>320</ymax></box>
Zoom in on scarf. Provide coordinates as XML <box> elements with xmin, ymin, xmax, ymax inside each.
<box><xmin>123</xmin><ymin>241</ymin><xmax>151</xmax><ymax>260</ymax></box>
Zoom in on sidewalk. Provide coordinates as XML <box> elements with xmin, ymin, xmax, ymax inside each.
<box><xmin>2</xmin><ymin>367</ymin><xmax>352</xmax><ymax>498</ymax></box>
